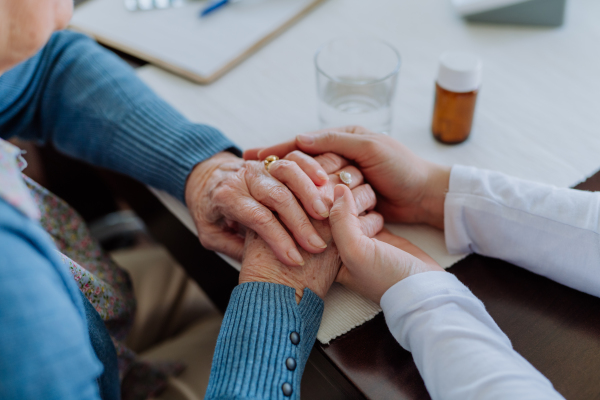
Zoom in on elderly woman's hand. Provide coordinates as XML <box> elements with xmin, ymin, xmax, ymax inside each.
<box><xmin>185</xmin><ymin>151</ymin><xmax>338</xmax><ymax>267</ymax></box>
<box><xmin>239</xmin><ymin>167</ymin><xmax>384</xmax><ymax>302</ymax></box>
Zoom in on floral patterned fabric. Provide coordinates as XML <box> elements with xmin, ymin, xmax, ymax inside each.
<box><xmin>0</xmin><ymin>139</ymin><xmax>183</xmax><ymax>400</ymax></box>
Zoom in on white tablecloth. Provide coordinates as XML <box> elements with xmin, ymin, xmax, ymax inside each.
<box><xmin>137</xmin><ymin>0</ymin><xmax>600</xmax><ymax>344</ymax></box>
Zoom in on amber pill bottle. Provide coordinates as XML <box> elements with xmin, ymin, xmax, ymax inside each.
<box><xmin>432</xmin><ymin>52</ymin><xmax>482</xmax><ymax>144</ymax></box>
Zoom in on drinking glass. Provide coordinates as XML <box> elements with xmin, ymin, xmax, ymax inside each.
<box><xmin>315</xmin><ymin>38</ymin><xmax>401</xmax><ymax>134</ymax></box>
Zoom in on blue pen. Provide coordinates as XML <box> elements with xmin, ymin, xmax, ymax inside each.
<box><xmin>200</xmin><ymin>0</ymin><xmax>240</xmax><ymax>17</ymax></box>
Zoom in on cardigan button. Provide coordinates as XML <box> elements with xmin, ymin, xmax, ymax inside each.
<box><xmin>282</xmin><ymin>382</ymin><xmax>293</xmax><ymax>396</ymax></box>
<box><xmin>286</xmin><ymin>357</ymin><xmax>297</xmax><ymax>371</ymax></box>
<box><xmin>290</xmin><ymin>332</ymin><xmax>300</xmax><ymax>345</ymax></box>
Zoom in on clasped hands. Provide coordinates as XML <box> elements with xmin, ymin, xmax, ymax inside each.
<box><xmin>185</xmin><ymin>126</ymin><xmax>448</xmax><ymax>304</ymax></box>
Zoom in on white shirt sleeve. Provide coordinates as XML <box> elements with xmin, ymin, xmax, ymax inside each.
<box><xmin>445</xmin><ymin>165</ymin><xmax>600</xmax><ymax>297</ymax></box>
<box><xmin>380</xmin><ymin>271</ymin><xmax>564</xmax><ymax>400</ymax></box>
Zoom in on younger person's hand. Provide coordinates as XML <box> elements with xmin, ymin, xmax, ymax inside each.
<box><xmin>329</xmin><ymin>184</ymin><xmax>445</xmax><ymax>304</ymax></box>
<box><xmin>244</xmin><ymin>126</ymin><xmax>451</xmax><ymax>230</ymax></box>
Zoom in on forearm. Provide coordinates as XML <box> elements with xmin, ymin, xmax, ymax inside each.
<box><xmin>205</xmin><ymin>282</ymin><xmax>323</xmax><ymax>400</ymax></box>
<box><xmin>0</xmin><ymin>30</ymin><xmax>239</xmax><ymax>202</ymax></box>
<box><xmin>445</xmin><ymin>165</ymin><xmax>600</xmax><ymax>297</ymax></box>
<box><xmin>381</xmin><ymin>271</ymin><xmax>564</xmax><ymax>400</ymax></box>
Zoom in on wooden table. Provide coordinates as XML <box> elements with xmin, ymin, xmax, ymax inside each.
<box><xmin>104</xmin><ymin>166</ymin><xmax>600</xmax><ymax>400</ymax></box>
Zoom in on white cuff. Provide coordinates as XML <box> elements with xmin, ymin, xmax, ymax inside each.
<box><xmin>444</xmin><ymin>165</ymin><xmax>480</xmax><ymax>255</ymax></box>
<box><xmin>380</xmin><ymin>271</ymin><xmax>469</xmax><ymax>313</ymax></box>
<box><xmin>380</xmin><ymin>271</ymin><xmax>477</xmax><ymax>348</ymax></box>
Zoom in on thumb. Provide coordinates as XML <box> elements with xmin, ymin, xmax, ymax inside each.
<box><xmin>329</xmin><ymin>184</ymin><xmax>367</xmax><ymax>261</ymax></box>
<box><xmin>295</xmin><ymin>131</ymin><xmax>370</xmax><ymax>162</ymax></box>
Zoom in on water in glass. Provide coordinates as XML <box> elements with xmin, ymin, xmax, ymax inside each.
<box><xmin>318</xmin><ymin>77</ymin><xmax>392</xmax><ymax>134</ymax></box>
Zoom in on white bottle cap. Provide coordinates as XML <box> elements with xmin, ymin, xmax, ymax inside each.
<box><xmin>436</xmin><ymin>52</ymin><xmax>482</xmax><ymax>93</ymax></box>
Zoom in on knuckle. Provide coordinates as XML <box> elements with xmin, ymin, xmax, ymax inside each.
<box><xmin>248</xmin><ymin>206</ymin><xmax>275</xmax><ymax>228</ymax></box>
<box><xmin>269</xmin><ymin>159</ymin><xmax>294</xmax><ymax>175</ymax></box>
<box><xmin>271</xmin><ymin>228</ymin><xmax>292</xmax><ymax>246</ymax></box>
<box><xmin>276</xmin><ymin>159</ymin><xmax>295</xmax><ymax>169</ymax></box>
<box><xmin>213</xmin><ymin>180</ymin><xmax>240</xmax><ymax>204</ymax></box>
<box><xmin>245</xmin><ymin>162</ymin><xmax>263</xmax><ymax>180</ymax></box>
<box><xmin>288</xmin><ymin>150</ymin><xmax>306</xmax><ymax>160</ymax></box>
<box><xmin>324</xmin><ymin>152</ymin><xmax>344</xmax><ymax>163</ymax></box>
<box><xmin>353</xmin><ymin>191</ymin><xmax>368</xmax><ymax>210</ymax></box>
<box><xmin>356</xmin><ymin>186</ymin><xmax>376</xmax><ymax>210</ymax></box>
<box><xmin>211</xmin><ymin>184</ymin><xmax>230</xmax><ymax>203</ymax></box>
<box><xmin>284</xmin><ymin>159</ymin><xmax>300</xmax><ymax>171</ymax></box>
<box><xmin>316</xmin><ymin>152</ymin><xmax>343</xmax><ymax>172</ymax></box>
<box><xmin>295</xmin><ymin>219</ymin><xmax>314</xmax><ymax>234</ymax></box>
<box><xmin>346</xmin><ymin>125</ymin><xmax>369</xmax><ymax>135</ymax></box>
<box><xmin>220</xmin><ymin>178</ymin><xmax>238</xmax><ymax>193</ymax></box>
<box><xmin>321</xmin><ymin>152</ymin><xmax>340</xmax><ymax>165</ymax></box>
<box><xmin>321</xmin><ymin>131</ymin><xmax>339</xmax><ymax>145</ymax></box>
<box><xmin>268</xmin><ymin>186</ymin><xmax>294</xmax><ymax>207</ymax></box>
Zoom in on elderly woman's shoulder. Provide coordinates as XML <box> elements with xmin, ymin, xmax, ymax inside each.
<box><xmin>47</xmin><ymin>29</ymin><xmax>96</xmax><ymax>49</ymax></box>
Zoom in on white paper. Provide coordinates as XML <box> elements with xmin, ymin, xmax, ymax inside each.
<box><xmin>71</xmin><ymin>0</ymin><xmax>320</xmax><ymax>80</ymax></box>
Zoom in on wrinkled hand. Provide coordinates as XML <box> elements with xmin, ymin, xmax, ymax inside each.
<box><xmin>185</xmin><ymin>152</ymin><xmax>335</xmax><ymax>267</ymax></box>
<box><xmin>244</xmin><ymin>126</ymin><xmax>451</xmax><ymax>230</ymax></box>
<box><xmin>239</xmin><ymin>220</ymin><xmax>338</xmax><ymax>303</ymax></box>
<box><xmin>330</xmin><ymin>184</ymin><xmax>445</xmax><ymax>304</ymax></box>
<box><xmin>240</xmin><ymin>164</ymin><xmax>384</xmax><ymax>303</ymax></box>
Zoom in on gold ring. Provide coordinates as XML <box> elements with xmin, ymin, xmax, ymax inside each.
<box><xmin>336</xmin><ymin>170</ymin><xmax>352</xmax><ymax>187</ymax></box>
<box><xmin>263</xmin><ymin>155</ymin><xmax>279</xmax><ymax>172</ymax></box>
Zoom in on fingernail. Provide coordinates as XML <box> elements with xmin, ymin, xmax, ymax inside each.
<box><xmin>288</xmin><ymin>248</ymin><xmax>305</xmax><ymax>266</ymax></box>
<box><xmin>313</xmin><ymin>199</ymin><xmax>329</xmax><ymax>218</ymax></box>
<box><xmin>334</xmin><ymin>185</ymin><xmax>345</xmax><ymax>201</ymax></box>
<box><xmin>309</xmin><ymin>234</ymin><xmax>328</xmax><ymax>249</ymax></box>
<box><xmin>316</xmin><ymin>170</ymin><xmax>328</xmax><ymax>181</ymax></box>
<box><xmin>297</xmin><ymin>134</ymin><xmax>314</xmax><ymax>145</ymax></box>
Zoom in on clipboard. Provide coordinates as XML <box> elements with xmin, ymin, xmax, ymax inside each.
<box><xmin>70</xmin><ymin>0</ymin><xmax>325</xmax><ymax>84</ymax></box>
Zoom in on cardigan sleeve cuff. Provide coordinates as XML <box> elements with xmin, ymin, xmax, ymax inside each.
<box><xmin>110</xmin><ymin>97</ymin><xmax>241</xmax><ymax>203</ymax></box>
<box><xmin>205</xmin><ymin>282</ymin><xmax>324</xmax><ymax>400</ymax></box>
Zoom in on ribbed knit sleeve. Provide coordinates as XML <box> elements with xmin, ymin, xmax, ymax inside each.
<box><xmin>0</xmin><ymin>30</ymin><xmax>240</xmax><ymax>202</ymax></box>
<box><xmin>206</xmin><ymin>282</ymin><xmax>324</xmax><ymax>400</ymax></box>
